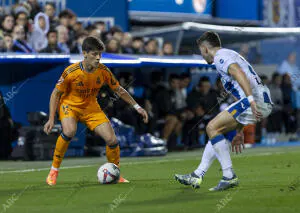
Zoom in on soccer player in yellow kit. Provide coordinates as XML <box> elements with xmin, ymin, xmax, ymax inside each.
<box><xmin>44</xmin><ymin>36</ymin><xmax>148</xmax><ymax>185</ymax></box>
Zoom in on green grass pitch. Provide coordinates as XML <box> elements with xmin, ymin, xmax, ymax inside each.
<box><xmin>0</xmin><ymin>146</ymin><xmax>299</xmax><ymax>213</ymax></box>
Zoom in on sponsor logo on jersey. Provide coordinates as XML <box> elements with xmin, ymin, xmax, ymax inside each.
<box><xmin>96</xmin><ymin>77</ymin><xmax>101</xmax><ymax>84</ymax></box>
<box><xmin>76</xmin><ymin>81</ymin><xmax>84</xmax><ymax>86</ymax></box>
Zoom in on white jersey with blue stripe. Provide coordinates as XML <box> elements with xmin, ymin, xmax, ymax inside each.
<box><xmin>214</xmin><ymin>48</ymin><xmax>264</xmax><ymax>100</ymax></box>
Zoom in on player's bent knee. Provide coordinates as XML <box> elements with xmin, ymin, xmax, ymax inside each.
<box><xmin>61</xmin><ymin>132</ymin><xmax>73</xmax><ymax>141</ymax></box>
<box><xmin>62</xmin><ymin>128</ymin><xmax>76</xmax><ymax>138</ymax></box>
<box><xmin>105</xmin><ymin>135</ymin><xmax>117</xmax><ymax>146</ymax></box>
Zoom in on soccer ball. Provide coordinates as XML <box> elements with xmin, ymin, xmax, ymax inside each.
<box><xmin>97</xmin><ymin>163</ymin><xmax>120</xmax><ymax>184</ymax></box>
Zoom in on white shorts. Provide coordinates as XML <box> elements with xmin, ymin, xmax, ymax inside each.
<box><xmin>225</xmin><ymin>86</ymin><xmax>273</xmax><ymax>125</ymax></box>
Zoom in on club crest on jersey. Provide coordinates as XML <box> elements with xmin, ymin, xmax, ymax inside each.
<box><xmin>96</xmin><ymin>77</ymin><xmax>101</xmax><ymax>84</ymax></box>
<box><xmin>220</xmin><ymin>59</ymin><xmax>224</xmax><ymax>64</ymax></box>
<box><xmin>76</xmin><ymin>81</ymin><xmax>84</xmax><ymax>86</ymax></box>
<box><xmin>57</xmin><ymin>76</ymin><xmax>64</xmax><ymax>85</ymax></box>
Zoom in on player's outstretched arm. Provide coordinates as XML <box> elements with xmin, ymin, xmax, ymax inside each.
<box><xmin>228</xmin><ymin>63</ymin><xmax>262</xmax><ymax>121</ymax></box>
<box><xmin>114</xmin><ymin>86</ymin><xmax>148</xmax><ymax>123</ymax></box>
<box><xmin>44</xmin><ymin>88</ymin><xmax>63</xmax><ymax>134</ymax></box>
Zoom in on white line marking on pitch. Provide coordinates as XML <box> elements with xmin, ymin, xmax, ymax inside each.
<box><xmin>0</xmin><ymin>159</ymin><xmax>185</xmax><ymax>174</ymax></box>
<box><xmin>0</xmin><ymin>151</ymin><xmax>287</xmax><ymax>174</ymax></box>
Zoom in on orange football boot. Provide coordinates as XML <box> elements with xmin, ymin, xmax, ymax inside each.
<box><xmin>46</xmin><ymin>169</ymin><xmax>59</xmax><ymax>186</ymax></box>
<box><xmin>118</xmin><ymin>176</ymin><xmax>129</xmax><ymax>183</ymax></box>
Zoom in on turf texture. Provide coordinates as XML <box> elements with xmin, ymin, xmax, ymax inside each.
<box><xmin>0</xmin><ymin>146</ymin><xmax>299</xmax><ymax>213</ymax></box>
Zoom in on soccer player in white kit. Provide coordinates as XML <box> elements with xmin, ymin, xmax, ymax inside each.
<box><xmin>175</xmin><ymin>31</ymin><xmax>273</xmax><ymax>191</ymax></box>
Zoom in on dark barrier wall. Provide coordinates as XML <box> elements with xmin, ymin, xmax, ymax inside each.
<box><xmin>0</xmin><ymin>58</ymin><xmax>86</xmax><ymax>154</ymax></box>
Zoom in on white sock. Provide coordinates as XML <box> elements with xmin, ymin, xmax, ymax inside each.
<box><xmin>211</xmin><ymin>135</ymin><xmax>234</xmax><ymax>179</ymax></box>
<box><xmin>51</xmin><ymin>166</ymin><xmax>59</xmax><ymax>171</ymax></box>
<box><xmin>194</xmin><ymin>140</ymin><xmax>217</xmax><ymax>178</ymax></box>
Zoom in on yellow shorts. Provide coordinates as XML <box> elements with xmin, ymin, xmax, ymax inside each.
<box><xmin>59</xmin><ymin>103</ymin><xmax>109</xmax><ymax>131</ymax></box>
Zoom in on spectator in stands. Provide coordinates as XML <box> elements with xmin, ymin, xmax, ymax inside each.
<box><xmin>1</xmin><ymin>15</ymin><xmax>14</xmax><ymax>34</ymax></box>
<box><xmin>12</xmin><ymin>25</ymin><xmax>34</xmax><ymax>53</ymax></box>
<box><xmin>281</xmin><ymin>73</ymin><xmax>297</xmax><ymax>133</ymax></box>
<box><xmin>187</xmin><ymin>76</ymin><xmax>219</xmax><ymax>117</ymax></box>
<box><xmin>153</xmin><ymin>74</ymin><xmax>182</xmax><ymax>146</ymax></box>
<box><xmin>144</xmin><ymin>39</ymin><xmax>158</xmax><ymax>55</ymax></box>
<box><xmin>180</xmin><ymin>73</ymin><xmax>192</xmax><ymax>97</ymax></box>
<box><xmin>267</xmin><ymin>72</ymin><xmax>283</xmax><ymax>133</ymax></box>
<box><xmin>56</xmin><ymin>25</ymin><xmax>69</xmax><ymax>54</ymax></box>
<box><xmin>58</xmin><ymin>9</ymin><xmax>76</xmax><ymax>46</ymax></box>
<box><xmin>182</xmin><ymin>102</ymin><xmax>206</xmax><ymax>149</ymax></box>
<box><xmin>27</xmin><ymin>0</ymin><xmax>42</xmax><ymax>19</ymax></box>
<box><xmin>30</xmin><ymin>12</ymin><xmax>49</xmax><ymax>52</ymax></box>
<box><xmin>40</xmin><ymin>29</ymin><xmax>62</xmax><ymax>53</ymax></box>
<box><xmin>2</xmin><ymin>34</ymin><xmax>13</xmax><ymax>52</ymax></box>
<box><xmin>86</xmin><ymin>25</ymin><xmax>101</xmax><ymax>39</ymax></box>
<box><xmin>70</xmin><ymin>31</ymin><xmax>88</xmax><ymax>54</ymax></box>
<box><xmin>161</xmin><ymin>41</ymin><xmax>174</xmax><ymax>56</ymax></box>
<box><xmin>15</xmin><ymin>11</ymin><xmax>29</xmax><ymax>32</ymax></box>
<box><xmin>278</xmin><ymin>52</ymin><xmax>300</xmax><ymax>90</ymax></box>
<box><xmin>44</xmin><ymin>2</ymin><xmax>59</xmax><ymax>28</ymax></box>
<box><xmin>58</xmin><ymin>9</ymin><xmax>70</xmax><ymax>28</ymax></box>
<box><xmin>108</xmin><ymin>26</ymin><xmax>123</xmax><ymax>42</ymax></box>
<box><xmin>132</xmin><ymin>37</ymin><xmax>144</xmax><ymax>54</ymax></box>
<box><xmin>69</xmin><ymin>11</ymin><xmax>77</xmax><ymax>27</ymax></box>
<box><xmin>106</xmin><ymin>38</ymin><xmax>121</xmax><ymax>54</ymax></box>
<box><xmin>121</xmin><ymin>32</ymin><xmax>133</xmax><ymax>54</ymax></box>
<box><xmin>68</xmin><ymin>10</ymin><xmax>77</xmax><ymax>44</ymax></box>
<box><xmin>73</xmin><ymin>21</ymin><xmax>84</xmax><ymax>35</ymax></box>
<box><xmin>95</xmin><ymin>21</ymin><xmax>106</xmax><ymax>33</ymax></box>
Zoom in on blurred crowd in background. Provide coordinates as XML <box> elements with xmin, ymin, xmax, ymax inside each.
<box><xmin>0</xmin><ymin>0</ymin><xmax>175</xmax><ymax>55</ymax></box>
<box><xmin>0</xmin><ymin>0</ymin><xmax>299</xmax><ymax>155</ymax></box>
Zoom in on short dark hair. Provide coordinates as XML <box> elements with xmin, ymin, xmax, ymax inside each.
<box><xmin>76</xmin><ymin>31</ymin><xmax>88</xmax><ymax>40</ymax></box>
<box><xmin>109</xmin><ymin>26</ymin><xmax>123</xmax><ymax>35</ymax></box>
<box><xmin>85</xmin><ymin>24</ymin><xmax>97</xmax><ymax>33</ymax></box>
<box><xmin>196</xmin><ymin>31</ymin><xmax>221</xmax><ymax>48</ymax></box>
<box><xmin>15</xmin><ymin>11</ymin><xmax>28</xmax><ymax>19</ymax></box>
<box><xmin>45</xmin><ymin>2</ymin><xmax>56</xmax><ymax>9</ymax></box>
<box><xmin>163</xmin><ymin>41</ymin><xmax>173</xmax><ymax>46</ymax></box>
<box><xmin>145</xmin><ymin>38</ymin><xmax>158</xmax><ymax>46</ymax></box>
<box><xmin>1</xmin><ymin>14</ymin><xmax>13</xmax><ymax>24</ymax></box>
<box><xmin>198</xmin><ymin>76</ymin><xmax>210</xmax><ymax>86</ymax></box>
<box><xmin>132</xmin><ymin>37</ymin><xmax>143</xmax><ymax>42</ymax></box>
<box><xmin>47</xmin><ymin>29</ymin><xmax>57</xmax><ymax>37</ymax></box>
<box><xmin>272</xmin><ymin>72</ymin><xmax>280</xmax><ymax>81</ymax></box>
<box><xmin>180</xmin><ymin>72</ymin><xmax>190</xmax><ymax>79</ymax></box>
<box><xmin>3</xmin><ymin>33</ymin><xmax>12</xmax><ymax>38</ymax></box>
<box><xmin>59</xmin><ymin>9</ymin><xmax>74</xmax><ymax>19</ymax></box>
<box><xmin>82</xmin><ymin>36</ymin><xmax>105</xmax><ymax>52</ymax></box>
<box><xmin>168</xmin><ymin>73</ymin><xmax>180</xmax><ymax>82</ymax></box>
<box><xmin>95</xmin><ymin>21</ymin><xmax>105</xmax><ymax>25</ymax></box>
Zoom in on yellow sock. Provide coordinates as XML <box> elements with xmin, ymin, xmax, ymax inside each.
<box><xmin>106</xmin><ymin>144</ymin><xmax>120</xmax><ymax>167</ymax></box>
<box><xmin>52</xmin><ymin>134</ymin><xmax>70</xmax><ymax>169</ymax></box>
